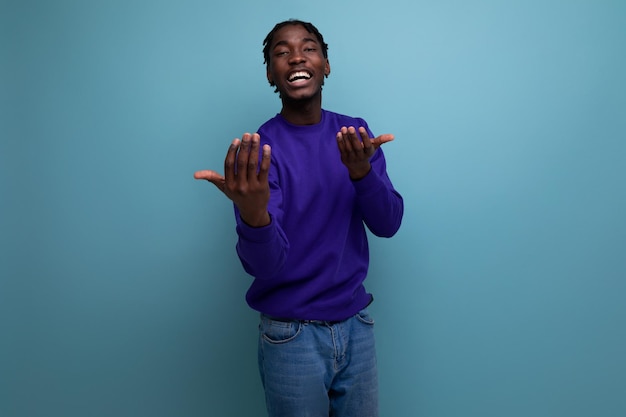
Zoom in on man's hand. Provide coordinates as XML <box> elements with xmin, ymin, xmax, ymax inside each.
<box><xmin>336</xmin><ymin>126</ymin><xmax>394</xmax><ymax>180</ymax></box>
<box><xmin>194</xmin><ymin>133</ymin><xmax>272</xmax><ymax>227</ymax></box>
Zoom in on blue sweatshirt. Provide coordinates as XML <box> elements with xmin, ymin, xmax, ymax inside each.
<box><xmin>234</xmin><ymin>110</ymin><xmax>403</xmax><ymax>321</ymax></box>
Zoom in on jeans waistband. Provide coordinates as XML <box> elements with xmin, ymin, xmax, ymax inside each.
<box><xmin>262</xmin><ymin>314</ymin><xmax>344</xmax><ymax>326</ymax></box>
<box><xmin>261</xmin><ymin>296</ymin><xmax>373</xmax><ymax>325</ymax></box>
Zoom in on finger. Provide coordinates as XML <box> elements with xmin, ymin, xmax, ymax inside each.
<box><xmin>358</xmin><ymin>127</ymin><xmax>374</xmax><ymax>155</ymax></box>
<box><xmin>247</xmin><ymin>133</ymin><xmax>261</xmax><ymax>182</ymax></box>
<box><xmin>257</xmin><ymin>144</ymin><xmax>271</xmax><ymax>184</ymax></box>
<box><xmin>335</xmin><ymin>127</ymin><xmax>346</xmax><ymax>153</ymax></box>
<box><xmin>224</xmin><ymin>138</ymin><xmax>240</xmax><ymax>188</ymax></box>
<box><xmin>336</xmin><ymin>127</ymin><xmax>347</xmax><ymax>150</ymax></box>
<box><xmin>237</xmin><ymin>133</ymin><xmax>252</xmax><ymax>180</ymax></box>
<box><xmin>346</xmin><ymin>126</ymin><xmax>362</xmax><ymax>152</ymax></box>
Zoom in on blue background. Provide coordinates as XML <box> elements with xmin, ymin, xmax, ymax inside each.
<box><xmin>2</xmin><ymin>1</ymin><xmax>625</xmax><ymax>416</ymax></box>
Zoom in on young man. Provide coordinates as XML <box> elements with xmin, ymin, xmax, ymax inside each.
<box><xmin>194</xmin><ymin>19</ymin><xmax>403</xmax><ymax>417</ymax></box>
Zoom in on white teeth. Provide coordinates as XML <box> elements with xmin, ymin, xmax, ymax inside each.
<box><xmin>288</xmin><ymin>71</ymin><xmax>312</xmax><ymax>82</ymax></box>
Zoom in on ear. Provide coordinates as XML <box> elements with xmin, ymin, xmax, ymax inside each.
<box><xmin>267</xmin><ymin>68</ymin><xmax>275</xmax><ymax>86</ymax></box>
<box><xmin>325</xmin><ymin>60</ymin><xmax>331</xmax><ymax>77</ymax></box>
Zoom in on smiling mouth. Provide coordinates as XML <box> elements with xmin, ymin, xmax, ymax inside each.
<box><xmin>288</xmin><ymin>71</ymin><xmax>312</xmax><ymax>82</ymax></box>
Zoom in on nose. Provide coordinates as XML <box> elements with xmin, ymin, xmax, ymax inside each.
<box><xmin>288</xmin><ymin>50</ymin><xmax>305</xmax><ymax>65</ymax></box>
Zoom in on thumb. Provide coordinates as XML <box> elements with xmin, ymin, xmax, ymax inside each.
<box><xmin>194</xmin><ymin>170</ymin><xmax>226</xmax><ymax>191</ymax></box>
<box><xmin>373</xmin><ymin>134</ymin><xmax>395</xmax><ymax>148</ymax></box>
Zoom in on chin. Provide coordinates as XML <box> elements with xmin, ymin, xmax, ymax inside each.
<box><xmin>281</xmin><ymin>88</ymin><xmax>322</xmax><ymax>102</ymax></box>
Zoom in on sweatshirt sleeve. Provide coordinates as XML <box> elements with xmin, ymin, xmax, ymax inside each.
<box><xmin>234</xmin><ymin>161</ymin><xmax>289</xmax><ymax>280</ymax></box>
<box><xmin>351</xmin><ymin>145</ymin><xmax>404</xmax><ymax>238</ymax></box>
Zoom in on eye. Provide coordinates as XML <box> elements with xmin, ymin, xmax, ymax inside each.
<box><xmin>275</xmin><ymin>50</ymin><xmax>289</xmax><ymax>57</ymax></box>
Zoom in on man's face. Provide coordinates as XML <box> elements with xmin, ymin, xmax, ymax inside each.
<box><xmin>266</xmin><ymin>24</ymin><xmax>330</xmax><ymax>102</ymax></box>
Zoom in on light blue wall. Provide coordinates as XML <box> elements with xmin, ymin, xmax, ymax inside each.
<box><xmin>2</xmin><ymin>1</ymin><xmax>625</xmax><ymax>416</ymax></box>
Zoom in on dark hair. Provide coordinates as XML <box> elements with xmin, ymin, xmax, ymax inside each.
<box><xmin>262</xmin><ymin>19</ymin><xmax>329</xmax><ymax>69</ymax></box>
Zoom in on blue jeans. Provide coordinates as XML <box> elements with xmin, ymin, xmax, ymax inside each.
<box><xmin>258</xmin><ymin>309</ymin><xmax>378</xmax><ymax>417</ymax></box>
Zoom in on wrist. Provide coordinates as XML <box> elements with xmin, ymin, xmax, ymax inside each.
<box><xmin>240</xmin><ymin>210</ymin><xmax>271</xmax><ymax>228</ymax></box>
<box><xmin>349</xmin><ymin>164</ymin><xmax>371</xmax><ymax>181</ymax></box>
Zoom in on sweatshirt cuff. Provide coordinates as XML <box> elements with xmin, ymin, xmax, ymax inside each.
<box><xmin>236</xmin><ymin>213</ymin><xmax>277</xmax><ymax>243</ymax></box>
<box><xmin>351</xmin><ymin>168</ymin><xmax>385</xmax><ymax>197</ymax></box>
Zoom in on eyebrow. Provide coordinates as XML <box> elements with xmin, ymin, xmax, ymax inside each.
<box><xmin>272</xmin><ymin>37</ymin><xmax>319</xmax><ymax>49</ymax></box>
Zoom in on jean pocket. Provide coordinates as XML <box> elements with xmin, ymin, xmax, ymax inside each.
<box><xmin>355</xmin><ymin>308</ymin><xmax>375</xmax><ymax>326</ymax></box>
<box><xmin>260</xmin><ymin>316</ymin><xmax>303</xmax><ymax>344</ymax></box>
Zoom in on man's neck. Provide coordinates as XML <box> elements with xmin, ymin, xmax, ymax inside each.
<box><xmin>280</xmin><ymin>95</ymin><xmax>323</xmax><ymax>125</ymax></box>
